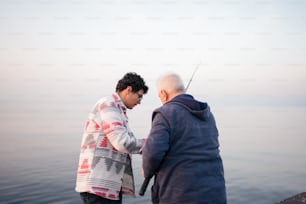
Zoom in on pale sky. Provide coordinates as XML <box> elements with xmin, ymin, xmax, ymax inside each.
<box><xmin>0</xmin><ymin>0</ymin><xmax>306</xmax><ymax>107</ymax></box>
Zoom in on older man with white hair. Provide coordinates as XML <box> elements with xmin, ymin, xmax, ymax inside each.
<box><xmin>142</xmin><ymin>73</ymin><xmax>227</xmax><ymax>204</ymax></box>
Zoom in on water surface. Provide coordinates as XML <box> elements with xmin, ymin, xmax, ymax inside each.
<box><xmin>0</xmin><ymin>103</ymin><xmax>305</xmax><ymax>204</ymax></box>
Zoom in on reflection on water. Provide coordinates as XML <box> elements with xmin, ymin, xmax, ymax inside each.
<box><xmin>0</xmin><ymin>105</ymin><xmax>305</xmax><ymax>204</ymax></box>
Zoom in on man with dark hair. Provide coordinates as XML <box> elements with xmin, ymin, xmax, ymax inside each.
<box><xmin>76</xmin><ymin>72</ymin><xmax>148</xmax><ymax>204</ymax></box>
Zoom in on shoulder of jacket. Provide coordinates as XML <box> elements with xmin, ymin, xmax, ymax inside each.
<box><xmin>96</xmin><ymin>95</ymin><xmax>115</xmax><ymax>105</ymax></box>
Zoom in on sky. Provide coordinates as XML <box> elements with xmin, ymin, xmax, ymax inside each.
<box><xmin>0</xmin><ymin>0</ymin><xmax>306</xmax><ymax>108</ymax></box>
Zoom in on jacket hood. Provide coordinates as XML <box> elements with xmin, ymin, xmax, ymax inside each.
<box><xmin>168</xmin><ymin>94</ymin><xmax>210</xmax><ymax>120</ymax></box>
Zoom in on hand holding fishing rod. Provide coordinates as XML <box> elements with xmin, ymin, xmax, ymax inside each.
<box><xmin>138</xmin><ymin>63</ymin><xmax>200</xmax><ymax>197</ymax></box>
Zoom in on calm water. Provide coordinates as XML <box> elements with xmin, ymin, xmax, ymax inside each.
<box><xmin>0</xmin><ymin>102</ymin><xmax>305</xmax><ymax>204</ymax></box>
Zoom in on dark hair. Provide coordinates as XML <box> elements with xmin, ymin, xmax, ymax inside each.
<box><xmin>116</xmin><ymin>72</ymin><xmax>148</xmax><ymax>94</ymax></box>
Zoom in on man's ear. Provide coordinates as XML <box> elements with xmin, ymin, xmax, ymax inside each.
<box><xmin>126</xmin><ymin>86</ymin><xmax>132</xmax><ymax>93</ymax></box>
<box><xmin>164</xmin><ymin>90</ymin><xmax>168</xmax><ymax>101</ymax></box>
<box><xmin>160</xmin><ymin>90</ymin><xmax>168</xmax><ymax>101</ymax></box>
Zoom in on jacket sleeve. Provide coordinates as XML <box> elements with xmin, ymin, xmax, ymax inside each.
<box><xmin>142</xmin><ymin>110</ymin><xmax>170</xmax><ymax>178</ymax></box>
<box><xmin>100</xmin><ymin>104</ymin><xmax>144</xmax><ymax>154</ymax></box>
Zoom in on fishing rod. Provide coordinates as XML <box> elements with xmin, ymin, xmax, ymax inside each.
<box><xmin>138</xmin><ymin>63</ymin><xmax>201</xmax><ymax>197</ymax></box>
<box><xmin>138</xmin><ymin>177</ymin><xmax>151</xmax><ymax>196</ymax></box>
<box><xmin>185</xmin><ymin>62</ymin><xmax>200</xmax><ymax>91</ymax></box>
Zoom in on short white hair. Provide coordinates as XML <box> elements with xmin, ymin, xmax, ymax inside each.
<box><xmin>157</xmin><ymin>72</ymin><xmax>185</xmax><ymax>94</ymax></box>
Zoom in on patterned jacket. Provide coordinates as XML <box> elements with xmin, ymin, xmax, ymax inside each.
<box><xmin>76</xmin><ymin>93</ymin><xmax>144</xmax><ymax>200</ymax></box>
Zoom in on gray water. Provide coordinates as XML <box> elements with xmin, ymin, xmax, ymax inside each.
<box><xmin>0</xmin><ymin>102</ymin><xmax>305</xmax><ymax>204</ymax></box>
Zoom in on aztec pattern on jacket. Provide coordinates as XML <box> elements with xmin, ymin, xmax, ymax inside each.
<box><xmin>75</xmin><ymin>93</ymin><xmax>144</xmax><ymax>200</ymax></box>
